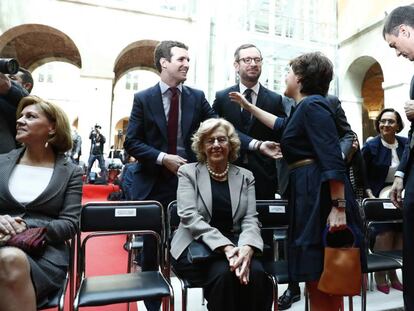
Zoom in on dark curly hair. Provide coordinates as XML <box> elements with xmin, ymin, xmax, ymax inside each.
<box><xmin>289</xmin><ymin>52</ymin><xmax>333</xmax><ymax>96</ymax></box>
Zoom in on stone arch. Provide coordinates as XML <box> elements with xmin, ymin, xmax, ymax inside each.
<box><xmin>343</xmin><ymin>55</ymin><xmax>384</xmax><ymax>142</ymax></box>
<box><xmin>113</xmin><ymin>39</ymin><xmax>159</xmax><ymax>84</ymax></box>
<box><xmin>0</xmin><ymin>24</ymin><xmax>81</xmax><ymax>70</ymax></box>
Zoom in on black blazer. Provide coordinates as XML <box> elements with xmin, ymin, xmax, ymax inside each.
<box><xmin>0</xmin><ymin>82</ymin><xmax>28</xmax><ymax>154</ymax></box>
<box><xmin>124</xmin><ymin>83</ymin><xmax>216</xmax><ymax>200</ymax></box>
<box><xmin>213</xmin><ymin>84</ymin><xmax>287</xmax><ymax>199</ymax></box>
<box><xmin>0</xmin><ymin>148</ymin><xmax>83</xmax><ymax>267</ymax></box>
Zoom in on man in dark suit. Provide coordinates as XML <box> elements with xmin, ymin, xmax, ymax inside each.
<box><xmin>385</xmin><ymin>6</ymin><xmax>414</xmax><ymax>309</ymax></box>
<box><xmin>213</xmin><ymin>43</ymin><xmax>289</xmax><ymax>200</ymax></box>
<box><xmin>0</xmin><ymin>68</ymin><xmax>32</xmax><ymax>154</ymax></box>
<box><xmin>124</xmin><ymin>40</ymin><xmax>216</xmax><ymax>311</ymax></box>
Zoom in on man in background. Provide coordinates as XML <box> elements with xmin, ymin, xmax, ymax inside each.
<box><xmin>0</xmin><ymin>67</ymin><xmax>33</xmax><ymax>153</ymax></box>
<box><xmin>86</xmin><ymin>124</ymin><xmax>107</xmax><ymax>183</ymax></box>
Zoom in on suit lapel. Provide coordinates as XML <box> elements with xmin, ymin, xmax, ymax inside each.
<box><xmin>227</xmin><ymin>85</ymin><xmax>244</xmax><ymax>127</ymax></box>
<box><xmin>148</xmin><ymin>84</ymin><xmax>168</xmax><ymax>142</ymax></box>
<box><xmin>197</xmin><ymin>163</ymin><xmax>212</xmax><ymax>217</ymax></box>
<box><xmin>228</xmin><ymin>165</ymin><xmax>242</xmax><ymax>217</ymax></box>
<box><xmin>181</xmin><ymin>86</ymin><xmax>195</xmax><ymax>141</ymax></box>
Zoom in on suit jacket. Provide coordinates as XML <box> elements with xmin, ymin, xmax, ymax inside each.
<box><xmin>397</xmin><ymin>75</ymin><xmax>414</xmax><ymax>182</ymax></box>
<box><xmin>170</xmin><ymin>162</ymin><xmax>263</xmax><ymax>260</ymax></box>
<box><xmin>0</xmin><ymin>148</ymin><xmax>83</xmax><ymax>267</ymax></box>
<box><xmin>124</xmin><ymin>83</ymin><xmax>216</xmax><ymax>200</ymax></box>
<box><xmin>326</xmin><ymin>95</ymin><xmax>355</xmax><ymax>157</ymax></box>
<box><xmin>213</xmin><ymin>84</ymin><xmax>287</xmax><ymax>199</ymax></box>
<box><xmin>362</xmin><ymin>135</ymin><xmax>407</xmax><ymax>196</ymax></box>
<box><xmin>0</xmin><ymin>82</ymin><xmax>28</xmax><ymax>154</ymax></box>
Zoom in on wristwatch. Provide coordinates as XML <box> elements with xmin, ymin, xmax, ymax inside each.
<box><xmin>331</xmin><ymin>199</ymin><xmax>346</xmax><ymax>209</ymax></box>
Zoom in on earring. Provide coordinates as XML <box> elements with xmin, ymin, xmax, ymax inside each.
<box><xmin>45</xmin><ymin>141</ymin><xmax>49</xmax><ymax>148</ymax></box>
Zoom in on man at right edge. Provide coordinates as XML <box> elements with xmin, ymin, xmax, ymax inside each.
<box><xmin>384</xmin><ymin>5</ymin><xmax>414</xmax><ymax>310</ymax></box>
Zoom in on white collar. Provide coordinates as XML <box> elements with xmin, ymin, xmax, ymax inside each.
<box><xmin>159</xmin><ymin>80</ymin><xmax>183</xmax><ymax>95</ymax></box>
<box><xmin>239</xmin><ymin>82</ymin><xmax>260</xmax><ymax>96</ymax></box>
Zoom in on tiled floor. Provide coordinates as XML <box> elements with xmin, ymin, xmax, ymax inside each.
<box><xmin>138</xmin><ymin>272</ymin><xmax>404</xmax><ymax>311</ymax></box>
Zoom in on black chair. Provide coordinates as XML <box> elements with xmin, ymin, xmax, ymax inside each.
<box><xmin>361</xmin><ymin>198</ymin><xmax>403</xmax><ymax>311</ymax></box>
<box><xmin>73</xmin><ymin>201</ymin><xmax>174</xmax><ymax>311</ymax></box>
<box><xmin>167</xmin><ymin>200</ymin><xmax>205</xmax><ymax>311</ymax></box>
<box><xmin>363</xmin><ymin>198</ymin><xmax>403</xmax><ymax>263</ymax></box>
<box><xmin>39</xmin><ymin>239</ymin><xmax>75</xmax><ymax>311</ymax></box>
<box><xmin>256</xmin><ymin>199</ymin><xmax>290</xmax><ymax>311</ymax></box>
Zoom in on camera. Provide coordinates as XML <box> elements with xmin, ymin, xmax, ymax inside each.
<box><xmin>0</xmin><ymin>58</ymin><xmax>19</xmax><ymax>74</ymax></box>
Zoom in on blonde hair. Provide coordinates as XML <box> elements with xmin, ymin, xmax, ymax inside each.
<box><xmin>16</xmin><ymin>96</ymin><xmax>73</xmax><ymax>153</ymax></box>
<box><xmin>191</xmin><ymin>118</ymin><xmax>240</xmax><ymax>163</ymax></box>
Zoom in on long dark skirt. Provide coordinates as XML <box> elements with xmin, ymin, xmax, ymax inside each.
<box><xmin>287</xmin><ymin>163</ymin><xmax>366</xmax><ymax>282</ymax></box>
<box><xmin>172</xmin><ymin>248</ymin><xmax>272</xmax><ymax>311</ymax></box>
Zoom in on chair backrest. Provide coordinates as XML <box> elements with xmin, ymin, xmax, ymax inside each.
<box><xmin>362</xmin><ymin>198</ymin><xmax>402</xmax><ymax>223</ymax></box>
<box><xmin>78</xmin><ymin>201</ymin><xmax>165</xmax><ymax>281</ymax></box>
<box><xmin>256</xmin><ymin>199</ymin><xmax>289</xmax><ymax>228</ymax></box>
<box><xmin>81</xmin><ymin>200</ymin><xmax>164</xmax><ymax>233</ymax></box>
<box><xmin>168</xmin><ymin>200</ymin><xmax>179</xmax><ymax>233</ymax></box>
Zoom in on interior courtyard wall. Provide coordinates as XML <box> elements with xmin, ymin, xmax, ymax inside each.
<box><xmin>0</xmin><ymin>0</ymin><xmax>209</xmax><ymax>158</ymax></box>
<box><xmin>337</xmin><ymin>18</ymin><xmax>413</xmax><ymax>142</ymax></box>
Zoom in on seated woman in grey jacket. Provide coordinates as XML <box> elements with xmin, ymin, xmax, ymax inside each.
<box><xmin>170</xmin><ymin>118</ymin><xmax>272</xmax><ymax>311</ymax></box>
<box><xmin>0</xmin><ymin>96</ymin><xmax>83</xmax><ymax>310</ymax></box>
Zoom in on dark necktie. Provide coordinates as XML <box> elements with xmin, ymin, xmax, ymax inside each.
<box><xmin>167</xmin><ymin>87</ymin><xmax>179</xmax><ymax>154</ymax></box>
<box><xmin>241</xmin><ymin>89</ymin><xmax>253</xmax><ymax>131</ymax></box>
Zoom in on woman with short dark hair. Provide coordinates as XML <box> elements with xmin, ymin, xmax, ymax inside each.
<box><xmin>230</xmin><ymin>52</ymin><xmax>365</xmax><ymax>310</ymax></box>
<box><xmin>362</xmin><ymin>107</ymin><xmax>406</xmax><ymax>293</ymax></box>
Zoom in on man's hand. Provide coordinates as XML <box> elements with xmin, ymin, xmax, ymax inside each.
<box><xmin>390</xmin><ymin>176</ymin><xmax>404</xmax><ymax>209</ymax></box>
<box><xmin>259</xmin><ymin>141</ymin><xmax>283</xmax><ymax>159</ymax></box>
<box><xmin>0</xmin><ymin>73</ymin><xmax>11</xmax><ymax>95</ymax></box>
<box><xmin>162</xmin><ymin>154</ymin><xmax>188</xmax><ymax>174</ymax></box>
<box><xmin>405</xmin><ymin>100</ymin><xmax>414</xmax><ymax>121</ymax></box>
<box><xmin>347</xmin><ymin>136</ymin><xmax>359</xmax><ymax>163</ymax></box>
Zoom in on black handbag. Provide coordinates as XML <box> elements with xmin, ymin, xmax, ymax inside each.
<box><xmin>186</xmin><ymin>240</ymin><xmax>222</xmax><ymax>264</ymax></box>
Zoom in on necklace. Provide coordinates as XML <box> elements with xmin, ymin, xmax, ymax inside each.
<box><xmin>206</xmin><ymin>162</ymin><xmax>229</xmax><ymax>178</ymax></box>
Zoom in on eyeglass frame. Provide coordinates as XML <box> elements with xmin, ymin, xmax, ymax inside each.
<box><xmin>237</xmin><ymin>57</ymin><xmax>263</xmax><ymax>65</ymax></box>
<box><xmin>204</xmin><ymin>136</ymin><xmax>229</xmax><ymax>146</ymax></box>
<box><xmin>379</xmin><ymin>118</ymin><xmax>397</xmax><ymax>125</ymax></box>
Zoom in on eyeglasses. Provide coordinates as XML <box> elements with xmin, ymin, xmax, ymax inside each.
<box><xmin>379</xmin><ymin>119</ymin><xmax>396</xmax><ymax>125</ymax></box>
<box><xmin>238</xmin><ymin>57</ymin><xmax>263</xmax><ymax>65</ymax></box>
<box><xmin>204</xmin><ymin>136</ymin><xmax>228</xmax><ymax>146</ymax></box>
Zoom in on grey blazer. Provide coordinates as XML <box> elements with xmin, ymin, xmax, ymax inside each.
<box><xmin>170</xmin><ymin>162</ymin><xmax>263</xmax><ymax>260</ymax></box>
<box><xmin>0</xmin><ymin>148</ymin><xmax>83</xmax><ymax>267</ymax></box>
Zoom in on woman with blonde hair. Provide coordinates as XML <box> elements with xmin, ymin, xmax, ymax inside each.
<box><xmin>170</xmin><ymin>118</ymin><xmax>272</xmax><ymax>311</ymax></box>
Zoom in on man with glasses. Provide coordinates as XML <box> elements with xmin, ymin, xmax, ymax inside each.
<box><xmin>213</xmin><ymin>43</ymin><xmax>290</xmax><ymax>200</ymax></box>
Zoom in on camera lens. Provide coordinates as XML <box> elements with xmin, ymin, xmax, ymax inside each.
<box><xmin>0</xmin><ymin>58</ymin><xmax>19</xmax><ymax>74</ymax></box>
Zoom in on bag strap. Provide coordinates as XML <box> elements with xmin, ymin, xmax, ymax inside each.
<box><xmin>322</xmin><ymin>225</ymin><xmax>359</xmax><ymax>247</ymax></box>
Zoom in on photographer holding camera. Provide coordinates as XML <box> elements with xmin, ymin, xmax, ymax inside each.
<box><xmin>0</xmin><ymin>58</ymin><xmax>33</xmax><ymax>154</ymax></box>
<box><xmin>86</xmin><ymin>124</ymin><xmax>107</xmax><ymax>183</ymax></box>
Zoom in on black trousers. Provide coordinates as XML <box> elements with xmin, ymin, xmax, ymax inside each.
<box><xmin>172</xmin><ymin>248</ymin><xmax>273</xmax><ymax>311</ymax></box>
<box><xmin>403</xmin><ymin>164</ymin><xmax>414</xmax><ymax>311</ymax></box>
